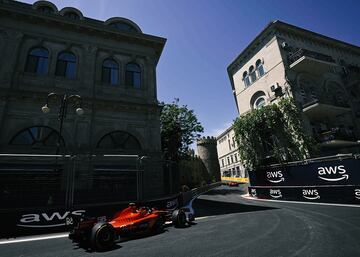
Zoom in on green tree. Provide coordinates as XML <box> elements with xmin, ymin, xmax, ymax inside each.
<box><xmin>160</xmin><ymin>99</ymin><xmax>204</xmax><ymax>161</ymax></box>
<box><xmin>233</xmin><ymin>98</ymin><xmax>316</xmax><ymax>170</ymax></box>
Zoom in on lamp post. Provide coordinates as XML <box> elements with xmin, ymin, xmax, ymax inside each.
<box><xmin>41</xmin><ymin>93</ymin><xmax>84</xmax><ymax>155</ymax></box>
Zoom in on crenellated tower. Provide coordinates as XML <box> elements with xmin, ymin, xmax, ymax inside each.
<box><xmin>196</xmin><ymin>136</ymin><xmax>221</xmax><ymax>181</ymax></box>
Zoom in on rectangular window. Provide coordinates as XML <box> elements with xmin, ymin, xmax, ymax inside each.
<box><xmin>231</xmin><ymin>155</ymin><xmax>234</xmax><ymax>163</ymax></box>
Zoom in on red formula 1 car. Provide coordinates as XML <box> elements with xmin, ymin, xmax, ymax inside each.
<box><xmin>69</xmin><ymin>203</ymin><xmax>193</xmax><ymax>250</ymax></box>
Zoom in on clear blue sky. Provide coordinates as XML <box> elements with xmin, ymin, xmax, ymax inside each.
<box><xmin>21</xmin><ymin>0</ymin><xmax>360</xmax><ymax>137</ymax></box>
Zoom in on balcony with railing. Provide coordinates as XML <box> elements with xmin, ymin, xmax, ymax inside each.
<box><xmin>315</xmin><ymin>127</ymin><xmax>359</xmax><ymax>148</ymax></box>
<box><xmin>302</xmin><ymin>98</ymin><xmax>351</xmax><ymax>120</ymax></box>
<box><xmin>288</xmin><ymin>48</ymin><xmax>339</xmax><ymax>74</ymax></box>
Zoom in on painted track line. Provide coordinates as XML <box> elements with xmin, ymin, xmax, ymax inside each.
<box><xmin>242</xmin><ymin>194</ymin><xmax>360</xmax><ymax>208</ymax></box>
<box><xmin>0</xmin><ymin>232</ymin><xmax>68</xmax><ymax>245</ymax></box>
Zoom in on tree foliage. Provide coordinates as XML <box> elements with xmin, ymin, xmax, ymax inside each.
<box><xmin>233</xmin><ymin>98</ymin><xmax>316</xmax><ymax>170</ymax></box>
<box><xmin>160</xmin><ymin>99</ymin><xmax>204</xmax><ymax>161</ymax></box>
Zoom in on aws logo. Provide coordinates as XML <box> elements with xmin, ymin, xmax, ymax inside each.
<box><xmin>317</xmin><ymin>165</ymin><xmax>349</xmax><ymax>182</ymax></box>
<box><xmin>302</xmin><ymin>189</ymin><xmax>320</xmax><ymax>200</ymax></box>
<box><xmin>250</xmin><ymin>188</ymin><xmax>257</xmax><ymax>197</ymax></box>
<box><xmin>17</xmin><ymin>210</ymin><xmax>85</xmax><ymax>228</ymax></box>
<box><xmin>355</xmin><ymin>189</ymin><xmax>360</xmax><ymax>200</ymax></box>
<box><xmin>166</xmin><ymin>199</ymin><xmax>178</xmax><ymax>210</ymax></box>
<box><xmin>270</xmin><ymin>189</ymin><xmax>282</xmax><ymax>199</ymax></box>
<box><xmin>266</xmin><ymin>171</ymin><xmax>284</xmax><ymax>183</ymax></box>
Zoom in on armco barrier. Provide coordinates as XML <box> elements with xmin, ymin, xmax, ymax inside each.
<box><xmin>248</xmin><ymin>154</ymin><xmax>360</xmax><ymax>204</ymax></box>
<box><xmin>181</xmin><ymin>182</ymin><xmax>222</xmax><ymax>206</ymax></box>
<box><xmin>0</xmin><ymin>194</ymin><xmax>180</xmax><ymax>238</ymax></box>
<box><xmin>0</xmin><ymin>182</ymin><xmax>221</xmax><ymax>238</ymax></box>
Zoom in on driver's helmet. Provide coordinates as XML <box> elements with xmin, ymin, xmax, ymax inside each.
<box><xmin>140</xmin><ymin>208</ymin><xmax>147</xmax><ymax>216</ymax></box>
<box><xmin>129</xmin><ymin>203</ymin><xmax>137</xmax><ymax>213</ymax></box>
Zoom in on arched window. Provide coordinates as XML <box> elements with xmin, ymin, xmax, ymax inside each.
<box><xmin>97</xmin><ymin>131</ymin><xmax>141</xmax><ymax>152</ymax></box>
<box><xmin>253</xmin><ymin>97</ymin><xmax>266</xmax><ymax>109</ymax></box>
<box><xmin>109</xmin><ymin>22</ymin><xmax>137</xmax><ymax>33</ymax></box>
<box><xmin>25</xmin><ymin>47</ymin><xmax>49</xmax><ymax>75</ymax></box>
<box><xmin>37</xmin><ymin>6</ymin><xmax>55</xmax><ymax>13</ymax></box>
<box><xmin>249</xmin><ymin>65</ymin><xmax>257</xmax><ymax>83</ymax></box>
<box><xmin>243</xmin><ymin>71</ymin><xmax>250</xmax><ymax>87</ymax></box>
<box><xmin>250</xmin><ymin>91</ymin><xmax>266</xmax><ymax>110</ymax></box>
<box><xmin>9</xmin><ymin>126</ymin><xmax>64</xmax><ymax>147</ymax></box>
<box><xmin>125</xmin><ymin>63</ymin><xmax>141</xmax><ymax>88</ymax></box>
<box><xmin>64</xmin><ymin>11</ymin><xmax>80</xmax><ymax>20</ymax></box>
<box><xmin>102</xmin><ymin>59</ymin><xmax>119</xmax><ymax>85</ymax></box>
<box><xmin>256</xmin><ymin>59</ymin><xmax>265</xmax><ymax>77</ymax></box>
<box><xmin>55</xmin><ymin>52</ymin><xmax>77</xmax><ymax>79</ymax></box>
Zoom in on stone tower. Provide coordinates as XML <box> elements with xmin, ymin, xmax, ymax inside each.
<box><xmin>196</xmin><ymin>136</ymin><xmax>221</xmax><ymax>182</ymax></box>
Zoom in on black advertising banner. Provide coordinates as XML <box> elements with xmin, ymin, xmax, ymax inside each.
<box><xmin>249</xmin><ymin>186</ymin><xmax>360</xmax><ymax>204</ymax></box>
<box><xmin>0</xmin><ymin>194</ymin><xmax>180</xmax><ymax>238</ymax></box>
<box><xmin>249</xmin><ymin>158</ymin><xmax>360</xmax><ymax>187</ymax></box>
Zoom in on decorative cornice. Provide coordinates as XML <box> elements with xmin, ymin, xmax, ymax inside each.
<box><xmin>0</xmin><ymin>1</ymin><xmax>166</xmax><ymax>63</ymax></box>
<box><xmin>227</xmin><ymin>20</ymin><xmax>360</xmax><ymax>77</ymax></box>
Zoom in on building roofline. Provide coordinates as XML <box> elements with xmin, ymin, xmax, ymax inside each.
<box><xmin>227</xmin><ymin>20</ymin><xmax>360</xmax><ymax>75</ymax></box>
<box><xmin>0</xmin><ymin>0</ymin><xmax>166</xmax><ymax>62</ymax></box>
<box><xmin>216</xmin><ymin>123</ymin><xmax>234</xmax><ymax>140</ymax></box>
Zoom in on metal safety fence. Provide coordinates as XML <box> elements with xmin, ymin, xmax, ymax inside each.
<box><xmin>0</xmin><ymin>154</ymin><xmax>178</xmax><ymax>212</ymax></box>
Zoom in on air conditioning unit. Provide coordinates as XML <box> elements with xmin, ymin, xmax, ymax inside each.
<box><xmin>271</xmin><ymin>83</ymin><xmax>284</xmax><ymax>97</ymax></box>
<box><xmin>271</xmin><ymin>83</ymin><xmax>281</xmax><ymax>92</ymax></box>
<box><xmin>281</xmin><ymin>42</ymin><xmax>288</xmax><ymax>49</ymax></box>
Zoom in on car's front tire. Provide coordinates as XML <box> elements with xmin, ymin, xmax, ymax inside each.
<box><xmin>90</xmin><ymin>222</ymin><xmax>116</xmax><ymax>250</ymax></box>
<box><xmin>172</xmin><ymin>209</ymin><xmax>187</xmax><ymax>228</ymax></box>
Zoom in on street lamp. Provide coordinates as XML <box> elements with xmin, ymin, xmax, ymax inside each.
<box><xmin>41</xmin><ymin>93</ymin><xmax>84</xmax><ymax>155</ymax></box>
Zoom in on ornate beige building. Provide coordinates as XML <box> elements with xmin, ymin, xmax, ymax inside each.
<box><xmin>0</xmin><ymin>0</ymin><xmax>166</xmax><ymax>199</ymax></box>
<box><xmin>217</xmin><ymin>125</ymin><xmax>246</xmax><ymax>178</ymax></box>
<box><xmin>218</xmin><ymin>20</ymin><xmax>360</xmax><ymax>177</ymax></box>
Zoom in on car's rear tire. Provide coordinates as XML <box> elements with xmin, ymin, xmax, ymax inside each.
<box><xmin>172</xmin><ymin>209</ymin><xmax>187</xmax><ymax>228</ymax></box>
<box><xmin>90</xmin><ymin>222</ymin><xmax>116</xmax><ymax>250</ymax></box>
<box><xmin>154</xmin><ymin>216</ymin><xmax>165</xmax><ymax>233</ymax></box>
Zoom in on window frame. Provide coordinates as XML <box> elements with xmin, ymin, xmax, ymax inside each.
<box><xmin>97</xmin><ymin>131</ymin><xmax>142</xmax><ymax>152</ymax></box>
<box><xmin>55</xmin><ymin>51</ymin><xmax>77</xmax><ymax>79</ymax></box>
<box><xmin>25</xmin><ymin>47</ymin><xmax>49</xmax><ymax>75</ymax></box>
<box><xmin>249</xmin><ymin>65</ymin><xmax>257</xmax><ymax>83</ymax></box>
<box><xmin>125</xmin><ymin>63</ymin><xmax>141</xmax><ymax>88</ymax></box>
<box><xmin>9</xmin><ymin>126</ymin><xmax>65</xmax><ymax>148</ymax></box>
<box><xmin>253</xmin><ymin>96</ymin><xmax>266</xmax><ymax>109</ymax></box>
<box><xmin>256</xmin><ymin>59</ymin><xmax>265</xmax><ymax>77</ymax></box>
<box><xmin>101</xmin><ymin>58</ymin><xmax>119</xmax><ymax>85</ymax></box>
<box><xmin>243</xmin><ymin>71</ymin><xmax>251</xmax><ymax>87</ymax></box>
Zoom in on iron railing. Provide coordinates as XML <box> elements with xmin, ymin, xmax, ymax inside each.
<box><xmin>288</xmin><ymin>48</ymin><xmax>335</xmax><ymax>66</ymax></box>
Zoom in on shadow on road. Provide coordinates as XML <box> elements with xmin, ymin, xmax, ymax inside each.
<box><xmin>193</xmin><ymin>198</ymin><xmax>277</xmax><ymax>217</ymax></box>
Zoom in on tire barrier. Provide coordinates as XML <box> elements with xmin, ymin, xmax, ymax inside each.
<box><xmin>248</xmin><ymin>154</ymin><xmax>360</xmax><ymax>204</ymax></box>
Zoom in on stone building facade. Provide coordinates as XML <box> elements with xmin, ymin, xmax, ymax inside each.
<box><xmin>196</xmin><ymin>136</ymin><xmax>221</xmax><ymax>181</ymax></box>
<box><xmin>0</xmin><ymin>0</ymin><xmax>166</xmax><ymax>198</ymax></box>
<box><xmin>216</xmin><ymin>125</ymin><xmax>246</xmax><ymax>178</ymax></box>
<box><xmin>218</xmin><ymin>20</ymin><xmax>360</xmax><ymax>177</ymax></box>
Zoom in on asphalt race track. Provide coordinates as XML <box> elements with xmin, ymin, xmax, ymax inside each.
<box><xmin>1</xmin><ymin>185</ymin><xmax>360</xmax><ymax>257</ymax></box>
